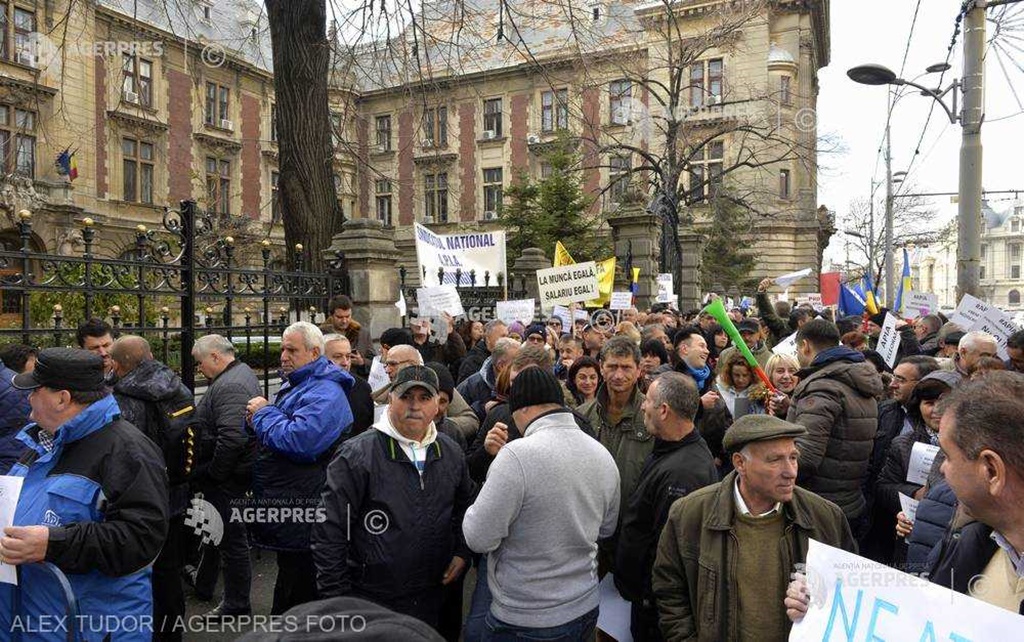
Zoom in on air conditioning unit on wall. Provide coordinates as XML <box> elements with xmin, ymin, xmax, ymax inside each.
<box><xmin>527</xmin><ymin>133</ymin><xmax>541</xmax><ymax>144</ymax></box>
<box><xmin>483</xmin><ymin>130</ymin><xmax>496</xmax><ymax>140</ymax></box>
<box><xmin>483</xmin><ymin>210</ymin><xmax>497</xmax><ymax>220</ymax></box>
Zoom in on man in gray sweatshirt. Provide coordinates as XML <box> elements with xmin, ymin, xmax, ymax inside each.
<box><xmin>463</xmin><ymin>366</ymin><xmax>620</xmax><ymax>640</ymax></box>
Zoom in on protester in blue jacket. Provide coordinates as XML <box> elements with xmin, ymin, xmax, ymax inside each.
<box><xmin>0</xmin><ymin>355</ymin><xmax>31</xmax><ymax>473</ymax></box>
<box><xmin>247</xmin><ymin>321</ymin><xmax>354</xmax><ymax>616</ymax></box>
<box><xmin>0</xmin><ymin>348</ymin><xmax>168</xmax><ymax>642</ymax></box>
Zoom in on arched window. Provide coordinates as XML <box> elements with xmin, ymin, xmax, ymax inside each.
<box><xmin>1009</xmin><ymin>290</ymin><xmax>1021</xmax><ymax>306</ymax></box>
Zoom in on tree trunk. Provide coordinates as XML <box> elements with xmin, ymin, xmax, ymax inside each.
<box><xmin>265</xmin><ymin>0</ymin><xmax>341</xmax><ymax>272</ymax></box>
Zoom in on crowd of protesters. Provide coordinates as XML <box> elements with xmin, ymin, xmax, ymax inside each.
<box><xmin>0</xmin><ymin>287</ymin><xmax>1023</xmax><ymax>641</ymax></box>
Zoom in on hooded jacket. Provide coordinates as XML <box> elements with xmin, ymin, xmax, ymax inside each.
<box><xmin>457</xmin><ymin>339</ymin><xmax>491</xmax><ymax>384</ymax></box>
<box><xmin>250</xmin><ymin>356</ymin><xmax>354</xmax><ymax>551</ymax></box>
<box><xmin>0</xmin><ymin>395</ymin><xmax>169</xmax><ymax>641</ymax></box>
<box><xmin>788</xmin><ymin>346</ymin><xmax>884</xmax><ymax>522</ymax></box>
<box><xmin>113</xmin><ymin>358</ymin><xmax>195</xmax><ymax>514</ymax></box>
<box><xmin>311</xmin><ymin>416</ymin><xmax>474</xmax><ymax>626</ymax></box>
<box><xmin>456</xmin><ymin>356</ymin><xmax>498</xmax><ymax>420</ymax></box>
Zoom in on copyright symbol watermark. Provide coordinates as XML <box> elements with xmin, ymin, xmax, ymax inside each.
<box><xmin>589</xmin><ymin>309</ymin><xmax>616</xmax><ymax>333</ymax></box>
<box><xmin>363</xmin><ymin>509</ymin><xmax>389</xmax><ymax>535</ymax></box>
<box><xmin>201</xmin><ymin>43</ymin><xmax>225</xmax><ymax>68</ymax></box>
<box><xmin>794</xmin><ymin>107</ymin><xmax>817</xmax><ymax>133</ymax></box>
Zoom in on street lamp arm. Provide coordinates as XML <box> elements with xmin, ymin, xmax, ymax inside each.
<box><xmin>894</xmin><ymin>78</ymin><xmax>960</xmax><ymax>124</ymax></box>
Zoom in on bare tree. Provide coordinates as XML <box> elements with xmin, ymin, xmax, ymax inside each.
<box><xmin>843</xmin><ymin>188</ymin><xmax>936</xmax><ymax>284</ymax></box>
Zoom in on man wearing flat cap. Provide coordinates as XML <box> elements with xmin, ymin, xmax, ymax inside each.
<box><xmin>0</xmin><ymin>348</ymin><xmax>169</xmax><ymax>641</ymax></box>
<box><xmin>313</xmin><ymin>365</ymin><xmax>475</xmax><ymax>630</ymax></box>
<box><xmin>463</xmin><ymin>366</ymin><xmax>619</xmax><ymax>640</ymax></box>
<box><xmin>651</xmin><ymin>414</ymin><xmax>855</xmax><ymax>642</ymax></box>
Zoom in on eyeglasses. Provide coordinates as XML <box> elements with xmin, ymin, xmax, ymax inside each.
<box><xmin>547</xmin><ymin>321</ymin><xmax>562</xmax><ymax>327</ymax></box>
<box><xmin>385</xmin><ymin>359</ymin><xmax>413</xmax><ymax>368</ymax></box>
<box><xmin>892</xmin><ymin>375</ymin><xmax>918</xmax><ymax>385</ymax></box>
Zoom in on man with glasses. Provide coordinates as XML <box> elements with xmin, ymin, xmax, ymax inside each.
<box><xmin>1004</xmin><ymin>330</ymin><xmax>1024</xmax><ymax>373</ymax></box>
<box><xmin>862</xmin><ymin>355</ymin><xmax>939</xmax><ymax>562</ymax></box>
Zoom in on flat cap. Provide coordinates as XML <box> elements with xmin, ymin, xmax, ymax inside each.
<box><xmin>722</xmin><ymin>414</ymin><xmax>806</xmax><ymax>452</ymax></box>
<box><xmin>13</xmin><ymin>347</ymin><xmax>106</xmax><ymax>392</ymax></box>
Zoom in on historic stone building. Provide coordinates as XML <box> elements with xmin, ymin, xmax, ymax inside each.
<box><xmin>0</xmin><ymin>0</ymin><xmax>832</xmax><ymax>314</ymax></box>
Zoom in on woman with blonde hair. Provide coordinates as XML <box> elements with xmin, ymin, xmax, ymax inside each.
<box><xmin>749</xmin><ymin>352</ymin><xmax>800</xmax><ymax>417</ymax></box>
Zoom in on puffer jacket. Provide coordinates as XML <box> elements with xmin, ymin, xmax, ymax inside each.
<box><xmin>0</xmin><ymin>363</ymin><xmax>30</xmax><ymax>473</ymax></box>
<box><xmin>906</xmin><ymin>478</ymin><xmax>957</xmax><ymax>573</ymax></box>
<box><xmin>250</xmin><ymin>356</ymin><xmax>354</xmax><ymax>551</ymax></box>
<box><xmin>651</xmin><ymin>471</ymin><xmax>856</xmax><ymax>641</ymax></box>
<box><xmin>191</xmin><ymin>359</ymin><xmax>262</xmax><ymax>496</ymax></box>
<box><xmin>113</xmin><ymin>359</ymin><xmax>195</xmax><ymax>514</ymax></box>
<box><xmin>788</xmin><ymin>346</ymin><xmax>884</xmax><ymax>523</ymax></box>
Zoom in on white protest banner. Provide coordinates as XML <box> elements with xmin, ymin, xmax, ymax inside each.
<box><xmin>537</xmin><ymin>262</ymin><xmax>599</xmax><ymax>310</ymax></box>
<box><xmin>790</xmin><ymin>539</ymin><xmax>1024</xmax><ymax>642</ymax></box>
<box><xmin>414</xmin><ymin>223</ymin><xmax>507</xmax><ymax>287</ymax></box>
<box><xmin>948</xmin><ymin>293</ymin><xmax>990</xmax><ymax>330</ymax></box>
<box><xmin>903</xmin><ymin>292</ymin><xmax>938</xmax><ymax>319</ymax></box>
<box><xmin>0</xmin><ymin>475</ymin><xmax>24</xmax><ymax>585</ymax></box>
<box><xmin>807</xmin><ymin>293</ymin><xmax>823</xmax><ymax>310</ymax></box>
<box><xmin>772</xmin><ymin>333</ymin><xmax>799</xmax><ymax>359</ymax></box>
<box><xmin>775</xmin><ymin>267</ymin><xmax>812</xmax><ymax>290</ymax></box>
<box><xmin>876</xmin><ymin>313</ymin><xmax>902</xmax><ymax>369</ymax></box>
<box><xmin>552</xmin><ymin>305</ymin><xmax>572</xmax><ymax>330</ymax></box>
<box><xmin>969</xmin><ymin>305</ymin><xmax>1016</xmax><ymax>360</ymax></box>
<box><xmin>898</xmin><ymin>492</ymin><xmax>920</xmax><ymax>523</ymax></box>
<box><xmin>907</xmin><ymin>441</ymin><xmax>940</xmax><ymax>486</ymax></box>
<box><xmin>610</xmin><ymin>291</ymin><xmax>634</xmax><ymax>311</ymax></box>
<box><xmin>656</xmin><ymin>273</ymin><xmax>674</xmax><ymax>303</ymax></box>
<box><xmin>574</xmin><ymin>308</ymin><xmax>589</xmax><ymax>321</ymax></box>
<box><xmin>495</xmin><ymin>299</ymin><xmax>536</xmax><ymax>325</ymax></box>
<box><xmin>415</xmin><ymin>285</ymin><xmax>465</xmax><ymax>317</ymax></box>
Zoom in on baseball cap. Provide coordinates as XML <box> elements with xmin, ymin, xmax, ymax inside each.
<box><xmin>391</xmin><ymin>365</ymin><xmax>438</xmax><ymax>397</ymax></box>
<box><xmin>13</xmin><ymin>348</ymin><xmax>106</xmax><ymax>391</ymax></box>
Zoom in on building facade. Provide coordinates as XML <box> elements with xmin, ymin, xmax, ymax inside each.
<box><xmin>0</xmin><ymin>0</ymin><xmax>832</xmax><ymax>309</ymax></box>
<box><xmin>914</xmin><ymin>202</ymin><xmax>1024</xmax><ymax>312</ymax></box>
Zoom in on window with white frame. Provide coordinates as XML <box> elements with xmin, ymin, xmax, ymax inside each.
<box><xmin>483</xmin><ymin>168</ymin><xmax>503</xmax><ymax>213</ymax></box>
<box><xmin>423</xmin><ymin>106</ymin><xmax>447</xmax><ymax>147</ymax></box>
<box><xmin>609</xmin><ymin>155</ymin><xmax>631</xmax><ymax>201</ymax></box>
<box><xmin>689</xmin><ymin>141</ymin><xmax>723</xmax><ymax>203</ymax></box>
<box><xmin>206</xmin><ymin>157</ymin><xmax>231</xmax><ymax>216</ymax></box>
<box><xmin>609</xmin><ymin>80</ymin><xmax>631</xmax><ymax>125</ymax></box>
<box><xmin>483</xmin><ymin>98</ymin><xmax>502</xmax><ymax>137</ymax></box>
<box><xmin>375</xmin><ymin>179</ymin><xmax>392</xmax><ymax>226</ymax></box>
<box><xmin>205</xmin><ymin>82</ymin><xmax>230</xmax><ymax>126</ymax></box>
<box><xmin>122</xmin><ymin>54</ymin><xmax>153</xmax><ymax>106</ymax></box>
<box><xmin>123</xmin><ymin>138</ymin><xmax>154</xmax><ymax>204</ymax></box>
<box><xmin>0</xmin><ymin>106</ymin><xmax>35</xmax><ymax>178</ymax></box>
<box><xmin>424</xmin><ymin>172</ymin><xmax>448</xmax><ymax>222</ymax></box>
<box><xmin>689</xmin><ymin>58</ymin><xmax>723</xmax><ymax>107</ymax></box>
<box><xmin>541</xmin><ymin>88</ymin><xmax>568</xmax><ymax>132</ymax></box>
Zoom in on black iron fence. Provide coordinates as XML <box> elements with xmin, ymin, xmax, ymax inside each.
<box><xmin>398</xmin><ymin>265</ymin><xmax>530</xmax><ymax>323</ymax></box>
<box><xmin>0</xmin><ymin>200</ymin><xmax>347</xmax><ymax>396</ymax></box>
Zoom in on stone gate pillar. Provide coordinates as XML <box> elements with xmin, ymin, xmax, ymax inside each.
<box><xmin>323</xmin><ymin>219</ymin><xmax>401</xmax><ymax>341</ymax></box>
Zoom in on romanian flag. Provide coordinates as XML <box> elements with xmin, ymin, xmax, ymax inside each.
<box><xmin>862</xmin><ymin>273</ymin><xmax>880</xmax><ymax>316</ymax></box>
<box><xmin>56</xmin><ymin>148</ymin><xmax>78</xmax><ymax>181</ymax></box>
<box><xmin>553</xmin><ymin>241</ymin><xmax>575</xmax><ymax>267</ymax></box>
<box><xmin>895</xmin><ymin>247</ymin><xmax>912</xmax><ymax>314</ymax></box>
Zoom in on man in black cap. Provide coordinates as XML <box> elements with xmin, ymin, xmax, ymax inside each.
<box><xmin>716</xmin><ymin>317</ymin><xmax>772</xmax><ymax>368</ymax></box>
<box><xmin>463</xmin><ymin>366</ymin><xmax>619</xmax><ymax>640</ymax></box>
<box><xmin>312</xmin><ymin>365</ymin><xmax>474</xmax><ymax>630</ymax></box>
<box><xmin>0</xmin><ymin>348</ymin><xmax>168</xmax><ymax>640</ymax></box>
<box><xmin>652</xmin><ymin>414</ymin><xmax>855</xmax><ymax>642</ymax></box>
<box><xmin>865</xmin><ymin>307</ymin><xmax>921</xmax><ymax>363</ymax></box>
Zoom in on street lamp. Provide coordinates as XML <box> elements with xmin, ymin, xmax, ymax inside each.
<box><xmin>847</xmin><ymin>1</ymin><xmax>986</xmax><ymax>304</ymax></box>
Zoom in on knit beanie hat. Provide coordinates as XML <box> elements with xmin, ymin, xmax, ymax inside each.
<box><xmin>425</xmin><ymin>361</ymin><xmax>456</xmax><ymax>399</ymax></box>
<box><xmin>508</xmin><ymin>366</ymin><xmax>565</xmax><ymax>413</ymax></box>
<box><xmin>525</xmin><ymin>323</ymin><xmax>547</xmax><ymax>340</ymax></box>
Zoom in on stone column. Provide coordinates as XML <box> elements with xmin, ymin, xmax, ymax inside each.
<box><xmin>323</xmin><ymin>219</ymin><xmax>402</xmax><ymax>341</ymax></box>
<box><xmin>678</xmin><ymin>231</ymin><xmax>704</xmax><ymax>311</ymax></box>
<box><xmin>511</xmin><ymin>247</ymin><xmax>551</xmax><ymax>302</ymax></box>
<box><xmin>608</xmin><ymin>206</ymin><xmax>660</xmax><ymax>309</ymax></box>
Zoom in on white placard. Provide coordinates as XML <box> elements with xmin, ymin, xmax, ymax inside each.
<box><xmin>774</xmin><ymin>267</ymin><xmax>812</xmax><ymax>290</ymax></box>
<box><xmin>495</xmin><ymin>299</ymin><xmax>536</xmax><ymax>325</ymax></box>
<box><xmin>907</xmin><ymin>442</ymin><xmax>940</xmax><ymax>486</ymax></box>
<box><xmin>414</xmin><ymin>223</ymin><xmax>507</xmax><ymax>287</ymax></box>
<box><xmin>574</xmin><ymin>308</ymin><xmax>590</xmax><ymax>321</ymax></box>
<box><xmin>772</xmin><ymin>332</ymin><xmax>799</xmax><ymax>359</ymax></box>
<box><xmin>948</xmin><ymin>293</ymin><xmax>990</xmax><ymax>330</ymax></box>
<box><xmin>898</xmin><ymin>492</ymin><xmax>920</xmax><ymax>523</ymax></box>
<box><xmin>790</xmin><ymin>539</ymin><xmax>1024</xmax><ymax>641</ymax></box>
<box><xmin>415</xmin><ymin>285</ymin><xmax>465</xmax><ymax>317</ymax></box>
<box><xmin>969</xmin><ymin>305</ymin><xmax>1016</xmax><ymax>361</ymax></box>
<box><xmin>537</xmin><ymin>262</ymin><xmax>599</xmax><ymax>310</ymax></box>
<box><xmin>367</xmin><ymin>356</ymin><xmax>390</xmax><ymax>392</ymax></box>
<box><xmin>551</xmin><ymin>305</ymin><xmax>572</xmax><ymax>330</ymax></box>
<box><xmin>656</xmin><ymin>273</ymin><xmax>674</xmax><ymax>303</ymax></box>
<box><xmin>904</xmin><ymin>292</ymin><xmax>938</xmax><ymax>319</ymax></box>
<box><xmin>0</xmin><ymin>475</ymin><xmax>24</xmax><ymax>585</ymax></box>
<box><xmin>597</xmin><ymin>574</ymin><xmax>634</xmax><ymax>642</ymax></box>
<box><xmin>610</xmin><ymin>291</ymin><xmax>634</xmax><ymax>311</ymax></box>
<box><xmin>876</xmin><ymin>313</ymin><xmax>902</xmax><ymax>369</ymax></box>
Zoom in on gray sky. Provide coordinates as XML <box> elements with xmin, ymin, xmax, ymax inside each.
<box><xmin>819</xmin><ymin>0</ymin><xmax>1024</xmax><ymax>262</ymax></box>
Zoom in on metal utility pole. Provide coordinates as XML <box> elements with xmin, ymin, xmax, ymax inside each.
<box><xmin>869</xmin><ymin>178</ymin><xmax>877</xmax><ymax>283</ymax></box>
<box><xmin>958</xmin><ymin>1</ymin><xmax>986</xmax><ymax>301</ymax></box>
<box><xmin>885</xmin><ymin>120</ymin><xmax>894</xmax><ymax>305</ymax></box>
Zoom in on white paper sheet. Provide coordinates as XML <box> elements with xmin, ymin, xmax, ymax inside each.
<box><xmin>596</xmin><ymin>574</ymin><xmax>633</xmax><ymax>642</ymax></box>
<box><xmin>907</xmin><ymin>442</ymin><xmax>939</xmax><ymax>486</ymax></box>
<box><xmin>0</xmin><ymin>475</ymin><xmax>24</xmax><ymax>585</ymax></box>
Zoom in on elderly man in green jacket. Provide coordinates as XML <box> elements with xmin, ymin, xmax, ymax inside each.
<box><xmin>652</xmin><ymin>415</ymin><xmax>855</xmax><ymax>642</ymax></box>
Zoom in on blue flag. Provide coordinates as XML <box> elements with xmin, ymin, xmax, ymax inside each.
<box><xmin>839</xmin><ymin>284</ymin><xmax>866</xmax><ymax>317</ymax></box>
